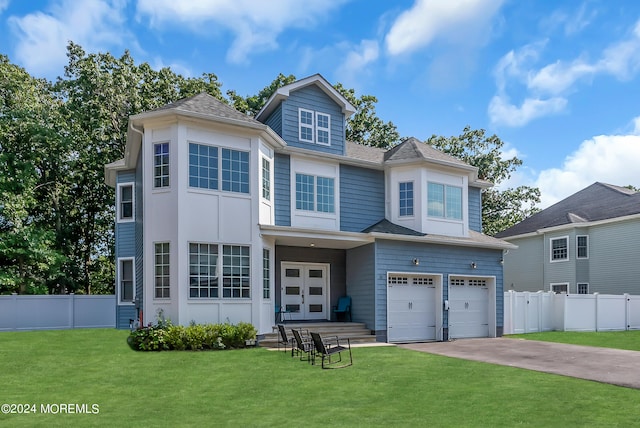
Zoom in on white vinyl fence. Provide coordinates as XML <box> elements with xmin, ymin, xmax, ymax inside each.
<box><xmin>504</xmin><ymin>291</ymin><xmax>640</xmax><ymax>335</ymax></box>
<box><xmin>0</xmin><ymin>294</ymin><xmax>115</xmax><ymax>331</ymax></box>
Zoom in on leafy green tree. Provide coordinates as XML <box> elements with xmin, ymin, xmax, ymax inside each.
<box><xmin>228</xmin><ymin>73</ymin><xmax>296</xmax><ymax>116</ymax></box>
<box><xmin>427</xmin><ymin>126</ymin><xmax>540</xmax><ymax>236</ymax></box>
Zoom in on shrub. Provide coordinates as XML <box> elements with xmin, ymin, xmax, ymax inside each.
<box><xmin>127</xmin><ymin>321</ymin><xmax>254</xmax><ymax>352</ymax></box>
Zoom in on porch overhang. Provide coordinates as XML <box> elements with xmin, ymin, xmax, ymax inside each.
<box><xmin>259</xmin><ymin>225</ymin><xmax>374</xmax><ymax>250</ymax></box>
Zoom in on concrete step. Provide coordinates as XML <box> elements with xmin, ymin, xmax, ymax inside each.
<box><xmin>259</xmin><ymin>322</ymin><xmax>377</xmax><ymax>348</ymax></box>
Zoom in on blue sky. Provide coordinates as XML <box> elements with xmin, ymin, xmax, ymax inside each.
<box><xmin>1</xmin><ymin>0</ymin><xmax>639</xmax><ymax>208</ymax></box>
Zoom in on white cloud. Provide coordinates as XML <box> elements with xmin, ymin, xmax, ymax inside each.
<box><xmin>0</xmin><ymin>0</ymin><xmax>9</xmax><ymax>14</ymax></box>
<box><xmin>488</xmin><ymin>94</ymin><xmax>566</xmax><ymax>127</ymax></box>
<box><xmin>385</xmin><ymin>0</ymin><xmax>505</xmax><ymax>56</ymax></box>
<box><xmin>336</xmin><ymin>39</ymin><xmax>379</xmax><ymax>85</ymax></box>
<box><xmin>135</xmin><ymin>0</ymin><xmax>348</xmax><ymax>65</ymax></box>
<box><xmin>8</xmin><ymin>0</ymin><xmax>129</xmax><ymax>78</ymax></box>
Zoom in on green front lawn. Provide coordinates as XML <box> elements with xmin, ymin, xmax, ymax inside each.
<box><xmin>508</xmin><ymin>330</ymin><xmax>640</xmax><ymax>351</ymax></box>
<box><xmin>1</xmin><ymin>329</ymin><xmax>639</xmax><ymax>427</ymax></box>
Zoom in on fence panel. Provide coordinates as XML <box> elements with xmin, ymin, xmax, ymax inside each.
<box><xmin>628</xmin><ymin>295</ymin><xmax>640</xmax><ymax>330</ymax></box>
<box><xmin>564</xmin><ymin>295</ymin><xmax>597</xmax><ymax>331</ymax></box>
<box><xmin>596</xmin><ymin>294</ymin><xmax>627</xmax><ymax>331</ymax></box>
<box><xmin>0</xmin><ymin>294</ymin><xmax>115</xmax><ymax>331</ymax></box>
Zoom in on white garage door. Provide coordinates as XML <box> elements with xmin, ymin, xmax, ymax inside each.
<box><xmin>449</xmin><ymin>277</ymin><xmax>489</xmax><ymax>339</ymax></box>
<box><xmin>388</xmin><ymin>275</ymin><xmax>437</xmax><ymax>343</ymax></box>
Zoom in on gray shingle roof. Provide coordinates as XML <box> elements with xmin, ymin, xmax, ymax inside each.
<box><xmin>146</xmin><ymin>92</ymin><xmax>264</xmax><ymax>126</ymax></box>
<box><xmin>362</xmin><ymin>219</ymin><xmax>426</xmax><ymax>236</ymax></box>
<box><xmin>496</xmin><ymin>182</ymin><xmax>640</xmax><ymax>238</ymax></box>
<box><xmin>384</xmin><ymin>137</ymin><xmax>471</xmax><ymax>168</ymax></box>
<box><xmin>345</xmin><ymin>141</ymin><xmax>386</xmax><ymax>163</ymax></box>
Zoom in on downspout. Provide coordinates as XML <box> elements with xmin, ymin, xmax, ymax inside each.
<box><xmin>129</xmin><ymin>122</ymin><xmax>144</xmax><ymax>326</ymax></box>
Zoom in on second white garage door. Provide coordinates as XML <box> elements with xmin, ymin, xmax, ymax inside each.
<box><xmin>387</xmin><ymin>274</ymin><xmax>440</xmax><ymax>343</ymax></box>
<box><xmin>449</xmin><ymin>277</ymin><xmax>490</xmax><ymax>339</ymax></box>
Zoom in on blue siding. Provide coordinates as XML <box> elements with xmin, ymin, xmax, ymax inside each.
<box><xmin>468</xmin><ymin>187</ymin><xmax>482</xmax><ymax>233</ymax></box>
<box><xmin>281</xmin><ymin>86</ymin><xmax>345</xmax><ymax>155</ymax></box>
<box><xmin>340</xmin><ymin>165</ymin><xmax>385</xmax><ymax>232</ymax></box>
<box><xmin>346</xmin><ymin>244</ymin><xmax>376</xmax><ymax>334</ymax></box>
<box><xmin>264</xmin><ymin>102</ymin><xmax>283</xmax><ymax>137</ymax></box>
<box><xmin>115</xmin><ymin>170</ymin><xmax>137</xmax><ymax>329</ymax></box>
<box><xmin>274</xmin><ymin>153</ymin><xmax>291</xmax><ymax>226</ymax></box>
<box><xmin>374</xmin><ymin>240</ymin><xmax>504</xmax><ymax>337</ymax></box>
<box><xmin>134</xmin><ymin>153</ymin><xmax>143</xmax><ymax>321</ymax></box>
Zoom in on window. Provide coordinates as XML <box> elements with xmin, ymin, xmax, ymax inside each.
<box><xmin>153</xmin><ymin>143</ymin><xmax>170</xmax><ymax>188</ymax></box>
<box><xmin>118</xmin><ymin>258</ymin><xmax>134</xmax><ymax>304</ymax></box>
<box><xmin>427</xmin><ymin>182</ymin><xmax>462</xmax><ymax>220</ymax></box>
<box><xmin>189</xmin><ymin>243</ymin><xmax>218</xmax><ymax>298</ymax></box>
<box><xmin>299</xmin><ymin>109</ymin><xmax>314</xmax><ymax>142</ymax></box>
<box><xmin>262</xmin><ymin>158</ymin><xmax>271</xmax><ymax>200</ymax></box>
<box><xmin>399</xmin><ymin>182</ymin><xmax>414</xmax><ymax>216</ymax></box>
<box><xmin>550</xmin><ymin>237</ymin><xmax>568</xmax><ymax>261</ymax></box>
<box><xmin>316</xmin><ymin>113</ymin><xmax>330</xmax><ymax>145</ymax></box>
<box><xmin>551</xmin><ymin>283</ymin><xmax>568</xmax><ymax>294</ymax></box>
<box><xmin>117</xmin><ymin>183</ymin><xmax>134</xmax><ymax>222</ymax></box>
<box><xmin>222</xmin><ymin>148</ymin><xmax>249</xmax><ymax>193</ymax></box>
<box><xmin>222</xmin><ymin>245</ymin><xmax>250</xmax><ymax>298</ymax></box>
<box><xmin>263</xmin><ymin>249</ymin><xmax>270</xmax><ymax>299</ymax></box>
<box><xmin>295</xmin><ymin>173</ymin><xmax>335</xmax><ymax>213</ymax></box>
<box><xmin>577</xmin><ymin>235</ymin><xmax>589</xmax><ymax>259</ymax></box>
<box><xmin>577</xmin><ymin>283</ymin><xmax>589</xmax><ymax>294</ymax></box>
<box><xmin>154</xmin><ymin>243</ymin><xmax>170</xmax><ymax>298</ymax></box>
<box><xmin>189</xmin><ymin>143</ymin><xmax>218</xmax><ymax>190</ymax></box>
<box><xmin>298</xmin><ymin>108</ymin><xmax>331</xmax><ymax>145</ymax></box>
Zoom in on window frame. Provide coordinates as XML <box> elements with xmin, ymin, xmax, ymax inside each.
<box><xmin>187</xmin><ymin>142</ymin><xmax>250</xmax><ymax>195</ymax></box>
<box><xmin>550</xmin><ymin>236</ymin><xmax>569</xmax><ymax>262</ymax></box>
<box><xmin>188</xmin><ymin>142</ymin><xmax>218</xmax><ymax>190</ymax></box>
<box><xmin>576</xmin><ymin>235</ymin><xmax>589</xmax><ymax>259</ymax></box>
<box><xmin>117</xmin><ymin>257</ymin><xmax>135</xmax><ymax>305</ymax></box>
<box><xmin>315</xmin><ymin>112</ymin><xmax>331</xmax><ymax>146</ymax></box>
<box><xmin>399</xmin><ymin>181</ymin><xmax>414</xmax><ymax>217</ymax></box>
<box><xmin>427</xmin><ymin>181</ymin><xmax>463</xmax><ymax>220</ymax></box>
<box><xmin>262</xmin><ymin>157</ymin><xmax>271</xmax><ymax>201</ymax></box>
<box><xmin>577</xmin><ymin>283</ymin><xmax>589</xmax><ymax>294</ymax></box>
<box><xmin>154</xmin><ymin>242</ymin><xmax>171</xmax><ymax>299</ymax></box>
<box><xmin>221</xmin><ymin>148</ymin><xmax>250</xmax><ymax>194</ymax></box>
<box><xmin>550</xmin><ymin>282</ymin><xmax>569</xmax><ymax>294</ymax></box>
<box><xmin>222</xmin><ymin>245</ymin><xmax>251</xmax><ymax>299</ymax></box>
<box><xmin>263</xmin><ymin>248</ymin><xmax>271</xmax><ymax>300</ymax></box>
<box><xmin>117</xmin><ymin>182</ymin><xmax>134</xmax><ymax>222</ymax></box>
<box><xmin>188</xmin><ymin>243</ymin><xmax>219</xmax><ymax>299</ymax></box>
<box><xmin>295</xmin><ymin>173</ymin><xmax>335</xmax><ymax>214</ymax></box>
<box><xmin>153</xmin><ymin>142</ymin><xmax>170</xmax><ymax>189</ymax></box>
<box><xmin>299</xmin><ymin>108</ymin><xmax>314</xmax><ymax>143</ymax></box>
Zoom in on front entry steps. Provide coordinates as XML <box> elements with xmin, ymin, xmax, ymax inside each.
<box><xmin>259</xmin><ymin>322</ymin><xmax>377</xmax><ymax>348</ymax></box>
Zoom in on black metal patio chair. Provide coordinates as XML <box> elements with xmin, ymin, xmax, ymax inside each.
<box><xmin>277</xmin><ymin>324</ymin><xmax>294</xmax><ymax>356</ymax></box>
<box><xmin>291</xmin><ymin>329</ymin><xmax>314</xmax><ymax>362</ymax></box>
<box><xmin>310</xmin><ymin>331</ymin><xmax>353</xmax><ymax>369</ymax></box>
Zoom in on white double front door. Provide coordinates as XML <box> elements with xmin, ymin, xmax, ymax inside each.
<box><xmin>281</xmin><ymin>262</ymin><xmax>329</xmax><ymax>321</ymax></box>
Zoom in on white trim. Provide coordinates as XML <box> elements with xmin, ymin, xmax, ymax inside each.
<box><xmin>448</xmin><ymin>274</ymin><xmax>497</xmax><ymax>339</ymax></box>
<box><xmin>298</xmin><ymin>108</ymin><xmax>314</xmax><ymax>143</ymax></box>
<box><xmin>281</xmin><ymin>262</ymin><xmax>330</xmax><ymax>321</ymax></box>
<box><xmin>577</xmin><ymin>282</ymin><xmax>589</xmax><ymax>294</ymax></box>
<box><xmin>116</xmin><ymin>182</ymin><xmax>135</xmax><ymax>223</ymax></box>
<box><xmin>152</xmin><ymin>141</ymin><xmax>171</xmax><ymax>190</ymax></box>
<box><xmin>117</xmin><ymin>257</ymin><xmax>135</xmax><ymax>305</ymax></box>
<box><xmin>550</xmin><ymin>282</ymin><xmax>569</xmax><ymax>294</ymax></box>
<box><xmin>576</xmin><ymin>235</ymin><xmax>589</xmax><ymax>259</ymax></box>
<box><xmin>549</xmin><ymin>236</ymin><xmax>569</xmax><ymax>263</ymax></box>
<box><xmin>398</xmin><ymin>180</ymin><xmax>415</xmax><ymax>218</ymax></box>
<box><xmin>315</xmin><ymin>111</ymin><xmax>331</xmax><ymax>146</ymax></box>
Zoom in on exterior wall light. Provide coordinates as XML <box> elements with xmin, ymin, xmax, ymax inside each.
<box><xmin>470</xmin><ymin>262</ymin><xmax>477</xmax><ymax>269</ymax></box>
<box><xmin>412</xmin><ymin>258</ymin><xmax>420</xmax><ymax>265</ymax></box>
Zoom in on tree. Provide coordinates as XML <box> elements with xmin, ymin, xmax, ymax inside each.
<box><xmin>427</xmin><ymin>126</ymin><xmax>540</xmax><ymax>236</ymax></box>
<box><xmin>227</xmin><ymin>73</ymin><xmax>296</xmax><ymax>116</ymax></box>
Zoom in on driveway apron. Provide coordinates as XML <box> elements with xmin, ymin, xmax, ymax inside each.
<box><xmin>400</xmin><ymin>338</ymin><xmax>640</xmax><ymax>389</ymax></box>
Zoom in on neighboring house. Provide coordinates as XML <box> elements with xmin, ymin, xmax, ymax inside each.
<box><xmin>105</xmin><ymin>74</ymin><xmax>514</xmax><ymax>342</ymax></box>
<box><xmin>496</xmin><ymin>182</ymin><xmax>640</xmax><ymax>295</ymax></box>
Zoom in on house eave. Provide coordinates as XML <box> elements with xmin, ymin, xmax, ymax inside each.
<box><xmin>259</xmin><ymin>224</ymin><xmax>374</xmax><ymax>249</ymax></box>
<box><xmin>278</xmin><ymin>145</ymin><xmax>385</xmax><ymax>170</ymax></box>
<box><xmin>370</xmin><ymin>231</ymin><xmax>517</xmax><ymax>250</ymax></box>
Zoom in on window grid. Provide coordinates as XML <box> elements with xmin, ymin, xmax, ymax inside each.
<box><xmin>316</xmin><ymin>176</ymin><xmax>335</xmax><ymax>213</ymax></box>
<box><xmin>450</xmin><ymin>279</ymin><xmax>465</xmax><ymax>286</ymax></box>
<box><xmin>262</xmin><ymin>158</ymin><xmax>271</xmax><ymax>200</ymax></box>
<box><xmin>577</xmin><ymin>235</ymin><xmax>588</xmax><ymax>259</ymax></box>
<box><xmin>221</xmin><ymin>148</ymin><xmax>249</xmax><ymax>193</ymax></box>
<box><xmin>263</xmin><ymin>249</ymin><xmax>270</xmax><ymax>299</ymax></box>
<box><xmin>316</xmin><ymin>113</ymin><xmax>330</xmax><ymax>145</ymax></box>
<box><xmin>427</xmin><ymin>182</ymin><xmax>445</xmax><ymax>217</ymax></box>
<box><xmin>222</xmin><ymin>245</ymin><xmax>250</xmax><ymax>298</ymax></box>
<box><xmin>153</xmin><ymin>143</ymin><xmax>170</xmax><ymax>188</ymax></box>
<box><xmin>469</xmin><ymin>279</ymin><xmax>487</xmax><ymax>287</ymax></box>
<box><xmin>296</xmin><ymin>174</ymin><xmax>315</xmax><ymax>210</ymax></box>
<box><xmin>551</xmin><ymin>238</ymin><xmax>568</xmax><ymax>261</ymax></box>
<box><xmin>399</xmin><ymin>182</ymin><xmax>414</xmax><ymax>216</ymax></box>
<box><xmin>427</xmin><ymin>182</ymin><xmax>462</xmax><ymax>220</ymax></box>
<box><xmin>577</xmin><ymin>283</ymin><xmax>589</xmax><ymax>294</ymax></box>
<box><xmin>388</xmin><ymin>276</ymin><xmax>409</xmax><ymax>285</ymax></box>
<box><xmin>413</xmin><ymin>277</ymin><xmax>434</xmax><ymax>286</ymax></box>
<box><xmin>118</xmin><ymin>184</ymin><xmax>134</xmax><ymax>221</ymax></box>
<box><xmin>189</xmin><ymin>243</ymin><xmax>219</xmax><ymax>298</ymax></box>
<box><xmin>445</xmin><ymin>185</ymin><xmax>462</xmax><ymax>220</ymax></box>
<box><xmin>189</xmin><ymin>143</ymin><xmax>218</xmax><ymax>190</ymax></box>
<box><xmin>119</xmin><ymin>259</ymin><xmax>134</xmax><ymax>303</ymax></box>
<box><xmin>299</xmin><ymin>109</ymin><xmax>314</xmax><ymax>142</ymax></box>
<box><xmin>154</xmin><ymin>243</ymin><xmax>170</xmax><ymax>298</ymax></box>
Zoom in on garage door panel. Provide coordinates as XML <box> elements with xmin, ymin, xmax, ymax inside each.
<box><xmin>388</xmin><ymin>276</ymin><xmax>437</xmax><ymax>343</ymax></box>
<box><xmin>449</xmin><ymin>279</ymin><xmax>489</xmax><ymax>339</ymax></box>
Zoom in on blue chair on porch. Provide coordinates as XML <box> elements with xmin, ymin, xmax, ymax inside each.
<box><xmin>332</xmin><ymin>296</ymin><xmax>351</xmax><ymax>322</ymax></box>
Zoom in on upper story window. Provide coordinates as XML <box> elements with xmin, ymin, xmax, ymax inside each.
<box><xmin>550</xmin><ymin>237</ymin><xmax>568</xmax><ymax>261</ymax></box>
<box><xmin>154</xmin><ymin>143</ymin><xmax>170</xmax><ymax>188</ymax></box>
<box><xmin>188</xmin><ymin>143</ymin><xmax>249</xmax><ymax>194</ymax></box>
<box><xmin>295</xmin><ymin>173</ymin><xmax>335</xmax><ymax>213</ymax></box>
<box><xmin>262</xmin><ymin>158</ymin><xmax>271</xmax><ymax>200</ymax></box>
<box><xmin>117</xmin><ymin>183</ymin><xmax>134</xmax><ymax>222</ymax></box>
<box><xmin>399</xmin><ymin>182</ymin><xmax>414</xmax><ymax>217</ymax></box>
<box><xmin>576</xmin><ymin>235</ymin><xmax>588</xmax><ymax>259</ymax></box>
<box><xmin>427</xmin><ymin>182</ymin><xmax>462</xmax><ymax>220</ymax></box>
<box><xmin>298</xmin><ymin>108</ymin><xmax>331</xmax><ymax>145</ymax></box>
<box><xmin>577</xmin><ymin>283</ymin><xmax>589</xmax><ymax>294</ymax></box>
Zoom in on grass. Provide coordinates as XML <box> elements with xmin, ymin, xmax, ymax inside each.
<box><xmin>507</xmin><ymin>330</ymin><xmax>640</xmax><ymax>351</ymax></box>
<box><xmin>1</xmin><ymin>329</ymin><xmax>640</xmax><ymax>427</ymax></box>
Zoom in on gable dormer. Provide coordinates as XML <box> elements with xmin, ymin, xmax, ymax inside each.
<box><xmin>256</xmin><ymin>74</ymin><xmax>356</xmax><ymax>156</ymax></box>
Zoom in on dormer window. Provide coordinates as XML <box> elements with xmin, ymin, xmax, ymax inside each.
<box><xmin>299</xmin><ymin>108</ymin><xmax>331</xmax><ymax>146</ymax></box>
<box><xmin>427</xmin><ymin>182</ymin><xmax>462</xmax><ymax>220</ymax></box>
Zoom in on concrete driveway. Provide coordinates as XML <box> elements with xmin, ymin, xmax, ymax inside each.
<box><xmin>400</xmin><ymin>338</ymin><xmax>640</xmax><ymax>389</ymax></box>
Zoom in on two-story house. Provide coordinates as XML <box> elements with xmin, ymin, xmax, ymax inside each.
<box><xmin>497</xmin><ymin>182</ymin><xmax>640</xmax><ymax>295</ymax></box>
<box><xmin>105</xmin><ymin>74</ymin><xmax>514</xmax><ymax>342</ymax></box>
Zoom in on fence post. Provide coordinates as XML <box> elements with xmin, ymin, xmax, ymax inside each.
<box><xmin>625</xmin><ymin>293</ymin><xmax>630</xmax><ymax>330</ymax></box>
<box><xmin>594</xmin><ymin>293</ymin><xmax>600</xmax><ymax>332</ymax></box>
<box><xmin>69</xmin><ymin>293</ymin><xmax>75</xmax><ymax>329</ymax></box>
<box><xmin>11</xmin><ymin>293</ymin><xmax>18</xmax><ymax>331</ymax></box>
